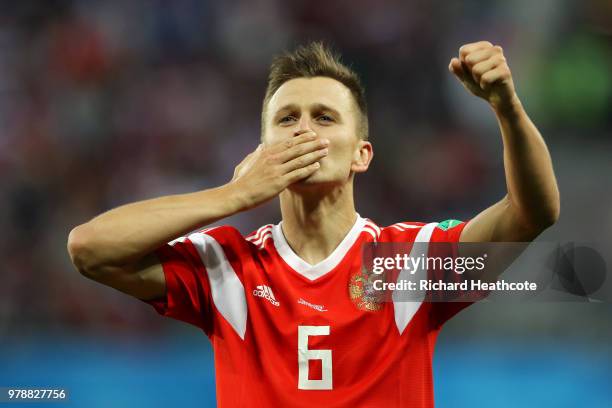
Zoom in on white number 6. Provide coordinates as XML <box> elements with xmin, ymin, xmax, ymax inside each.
<box><xmin>298</xmin><ymin>325</ymin><xmax>332</xmax><ymax>390</ymax></box>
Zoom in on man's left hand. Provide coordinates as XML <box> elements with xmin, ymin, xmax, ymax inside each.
<box><xmin>449</xmin><ymin>41</ymin><xmax>519</xmax><ymax>112</ymax></box>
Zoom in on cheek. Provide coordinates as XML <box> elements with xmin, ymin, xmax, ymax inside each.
<box><xmin>326</xmin><ymin>135</ymin><xmax>357</xmax><ymax>168</ymax></box>
<box><xmin>263</xmin><ymin>128</ymin><xmax>281</xmax><ymax>144</ymax></box>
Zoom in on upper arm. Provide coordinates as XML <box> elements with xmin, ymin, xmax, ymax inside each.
<box><xmin>81</xmin><ymin>252</ymin><xmax>167</xmax><ymax>301</ymax></box>
<box><xmin>72</xmin><ymin>225</ymin><xmax>248</xmax><ymax>335</ymax></box>
<box><xmin>67</xmin><ymin>224</ymin><xmax>167</xmax><ymax>301</ymax></box>
<box><xmin>458</xmin><ymin>195</ymin><xmax>546</xmax><ymax>286</ymax></box>
<box><xmin>460</xmin><ymin>195</ymin><xmax>542</xmax><ymax>243</ymax></box>
<box><xmin>79</xmin><ymin>241</ymin><xmax>215</xmax><ymax>334</ymax></box>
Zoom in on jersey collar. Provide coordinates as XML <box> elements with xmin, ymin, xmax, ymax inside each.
<box><xmin>272</xmin><ymin>214</ymin><xmax>366</xmax><ymax>281</ymax></box>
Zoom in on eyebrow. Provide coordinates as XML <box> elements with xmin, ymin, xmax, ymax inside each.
<box><xmin>273</xmin><ymin>103</ymin><xmax>343</xmax><ymax>121</ymax></box>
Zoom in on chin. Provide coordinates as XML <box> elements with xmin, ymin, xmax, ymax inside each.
<box><xmin>287</xmin><ymin>169</ymin><xmax>346</xmax><ymax>193</ymax></box>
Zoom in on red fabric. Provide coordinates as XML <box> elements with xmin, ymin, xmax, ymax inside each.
<box><xmin>142</xmin><ymin>219</ymin><xmax>473</xmax><ymax>407</ymax></box>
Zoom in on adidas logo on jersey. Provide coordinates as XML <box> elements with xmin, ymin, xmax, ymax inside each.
<box><xmin>253</xmin><ymin>285</ymin><xmax>280</xmax><ymax>307</ymax></box>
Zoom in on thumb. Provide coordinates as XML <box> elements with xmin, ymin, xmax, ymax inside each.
<box><xmin>252</xmin><ymin>143</ymin><xmax>264</xmax><ymax>157</ymax></box>
<box><xmin>247</xmin><ymin>144</ymin><xmax>262</xmax><ymax>159</ymax></box>
<box><xmin>449</xmin><ymin>57</ymin><xmax>484</xmax><ymax>97</ymax></box>
<box><xmin>448</xmin><ymin>57</ymin><xmax>468</xmax><ymax>83</ymax></box>
<box><xmin>233</xmin><ymin>144</ymin><xmax>261</xmax><ymax>181</ymax></box>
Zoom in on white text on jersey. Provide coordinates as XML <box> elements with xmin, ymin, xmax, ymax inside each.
<box><xmin>253</xmin><ymin>285</ymin><xmax>280</xmax><ymax>307</ymax></box>
<box><xmin>297</xmin><ymin>298</ymin><xmax>328</xmax><ymax>312</ymax></box>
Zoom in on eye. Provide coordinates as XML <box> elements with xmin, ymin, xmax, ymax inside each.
<box><xmin>279</xmin><ymin>116</ymin><xmax>296</xmax><ymax>124</ymax></box>
<box><xmin>318</xmin><ymin>115</ymin><xmax>334</xmax><ymax>122</ymax></box>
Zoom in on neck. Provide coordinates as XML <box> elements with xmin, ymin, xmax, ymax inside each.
<box><xmin>279</xmin><ymin>183</ymin><xmax>358</xmax><ymax>265</ymax></box>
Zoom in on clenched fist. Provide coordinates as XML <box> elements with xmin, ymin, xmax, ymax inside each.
<box><xmin>449</xmin><ymin>41</ymin><xmax>519</xmax><ymax>112</ymax></box>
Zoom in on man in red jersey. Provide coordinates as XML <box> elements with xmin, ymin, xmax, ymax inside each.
<box><xmin>67</xmin><ymin>41</ymin><xmax>559</xmax><ymax>407</ymax></box>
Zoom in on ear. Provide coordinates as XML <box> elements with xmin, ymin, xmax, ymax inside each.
<box><xmin>351</xmin><ymin>140</ymin><xmax>373</xmax><ymax>173</ymax></box>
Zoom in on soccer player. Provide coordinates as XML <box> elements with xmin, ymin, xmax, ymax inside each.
<box><xmin>67</xmin><ymin>41</ymin><xmax>559</xmax><ymax>407</ymax></box>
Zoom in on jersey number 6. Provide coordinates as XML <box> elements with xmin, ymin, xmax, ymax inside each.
<box><xmin>297</xmin><ymin>325</ymin><xmax>332</xmax><ymax>390</ymax></box>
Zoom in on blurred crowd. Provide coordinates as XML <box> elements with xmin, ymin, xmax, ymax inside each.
<box><xmin>0</xmin><ymin>0</ymin><xmax>611</xmax><ymax>338</ymax></box>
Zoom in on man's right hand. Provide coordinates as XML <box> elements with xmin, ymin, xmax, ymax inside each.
<box><xmin>230</xmin><ymin>131</ymin><xmax>329</xmax><ymax>209</ymax></box>
<box><xmin>67</xmin><ymin>131</ymin><xmax>329</xmax><ymax>301</ymax></box>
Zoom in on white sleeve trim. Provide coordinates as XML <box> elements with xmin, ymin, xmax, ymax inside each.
<box><xmin>393</xmin><ymin>222</ymin><xmax>437</xmax><ymax>335</ymax></box>
<box><xmin>188</xmin><ymin>232</ymin><xmax>248</xmax><ymax>340</ymax></box>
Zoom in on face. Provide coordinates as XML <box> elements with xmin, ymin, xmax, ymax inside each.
<box><xmin>263</xmin><ymin>76</ymin><xmax>372</xmax><ymax>189</ymax></box>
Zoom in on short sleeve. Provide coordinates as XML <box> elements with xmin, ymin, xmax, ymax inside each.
<box><xmin>144</xmin><ymin>237</ymin><xmax>215</xmax><ymax>336</ymax></box>
<box><xmin>427</xmin><ymin>219</ymin><xmax>475</xmax><ymax>328</ymax></box>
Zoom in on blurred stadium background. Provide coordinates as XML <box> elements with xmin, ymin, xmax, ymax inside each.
<box><xmin>1</xmin><ymin>0</ymin><xmax>611</xmax><ymax>407</ymax></box>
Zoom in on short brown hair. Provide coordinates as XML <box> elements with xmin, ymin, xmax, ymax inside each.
<box><xmin>261</xmin><ymin>41</ymin><xmax>369</xmax><ymax>140</ymax></box>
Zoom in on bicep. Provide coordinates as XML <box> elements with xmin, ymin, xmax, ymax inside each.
<box><xmin>458</xmin><ymin>195</ymin><xmax>540</xmax><ymax>284</ymax></box>
<box><xmin>460</xmin><ymin>195</ymin><xmax>537</xmax><ymax>243</ymax></box>
<box><xmin>87</xmin><ymin>253</ymin><xmax>166</xmax><ymax>301</ymax></box>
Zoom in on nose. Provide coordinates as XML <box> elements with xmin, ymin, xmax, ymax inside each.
<box><xmin>294</xmin><ymin>117</ymin><xmax>313</xmax><ymax>137</ymax></box>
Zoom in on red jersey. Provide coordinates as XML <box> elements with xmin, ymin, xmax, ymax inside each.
<box><xmin>145</xmin><ymin>215</ymin><xmax>472</xmax><ymax>407</ymax></box>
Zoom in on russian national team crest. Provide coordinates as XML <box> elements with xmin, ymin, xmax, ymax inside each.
<box><xmin>348</xmin><ymin>266</ymin><xmax>385</xmax><ymax>311</ymax></box>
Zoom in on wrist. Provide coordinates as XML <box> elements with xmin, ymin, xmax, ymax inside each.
<box><xmin>222</xmin><ymin>180</ymin><xmax>255</xmax><ymax>213</ymax></box>
<box><xmin>491</xmin><ymin>93</ymin><xmax>524</xmax><ymax>118</ymax></box>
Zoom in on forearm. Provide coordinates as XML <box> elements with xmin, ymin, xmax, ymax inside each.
<box><xmin>68</xmin><ymin>183</ymin><xmax>246</xmax><ymax>271</ymax></box>
<box><xmin>494</xmin><ymin>98</ymin><xmax>560</xmax><ymax>229</ymax></box>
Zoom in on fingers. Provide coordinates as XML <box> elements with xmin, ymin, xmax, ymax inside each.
<box><xmin>282</xmin><ymin>145</ymin><xmax>328</xmax><ymax>173</ymax></box>
<box><xmin>449</xmin><ymin>56</ymin><xmax>483</xmax><ymax>95</ymax></box>
<box><xmin>284</xmin><ymin>162</ymin><xmax>321</xmax><ymax>184</ymax></box>
<box><xmin>231</xmin><ymin>133</ymin><xmax>326</xmax><ymax>203</ymax></box>
<box><xmin>451</xmin><ymin>42</ymin><xmax>508</xmax><ymax>90</ymax></box>
<box><xmin>266</xmin><ymin>132</ymin><xmax>328</xmax><ymax>183</ymax></box>
<box><xmin>273</xmin><ymin>134</ymin><xmax>329</xmax><ymax>164</ymax></box>
<box><xmin>448</xmin><ymin>57</ymin><xmax>467</xmax><ymax>81</ymax></box>
<box><xmin>479</xmin><ymin>66</ymin><xmax>511</xmax><ymax>92</ymax></box>
<box><xmin>461</xmin><ymin>47</ymin><xmax>496</xmax><ymax>68</ymax></box>
<box><xmin>458</xmin><ymin>41</ymin><xmax>493</xmax><ymax>62</ymax></box>
<box><xmin>458</xmin><ymin>43</ymin><xmax>505</xmax><ymax>71</ymax></box>
<box><xmin>268</xmin><ymin>131</ymin><xmax>319</xmax><ymax>155</ymax></box>
<box><xmin>470</xmin><ymin>55</ymin><xmax>505</xmax><ymax>87</ymax></box>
